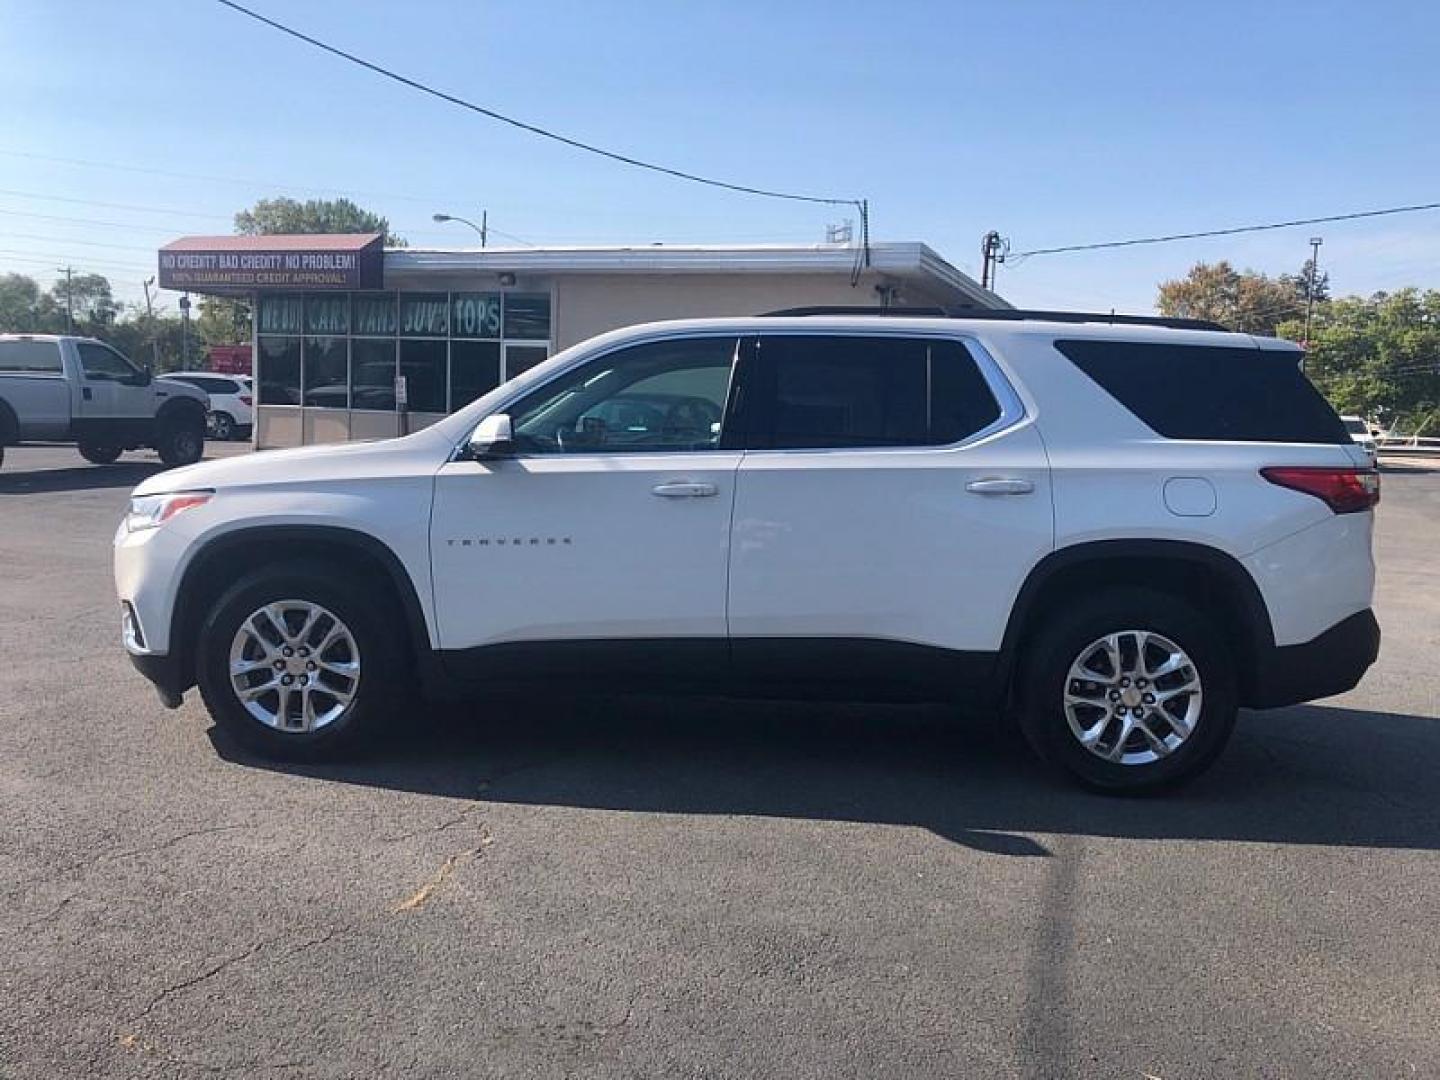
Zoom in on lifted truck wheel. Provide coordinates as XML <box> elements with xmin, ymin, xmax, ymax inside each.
<box><xmin>157</xmin><ymin>418</ymin><xmax>205</xmax><ymax>467</ymax></box>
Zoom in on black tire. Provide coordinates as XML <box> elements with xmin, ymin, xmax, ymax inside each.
<box><xmin>196</xmin><ymin>562</ymin><xmax>403</xmax><ymax>761</ymax></box>
<box><xmin>1016</xmin><ymin>587</ymin><xmax>1237</xmax><ymax>794</ymax></box>
<box><xmin>78</xmin><ymin>441</ymin><xmax>123</xmax><ymax>465</ymax></box>
<box><xmin>157</xmin><ymin>415</ymin><xmax>205</xmax><ymax>466</ymax></box>
<box><xmin>211</xmin><ymin>412</ymin><xmax>235</xmax><ymax>441</ymax></box>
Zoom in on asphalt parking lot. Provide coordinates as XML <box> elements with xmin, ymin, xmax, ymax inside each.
<box><xmin>1</xmin><ymin>444</ymin><xmax>1437</xmax><ymax>1079</ymax></box>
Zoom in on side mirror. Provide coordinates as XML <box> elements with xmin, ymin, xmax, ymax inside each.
<box><xmin>467</xmin><ymin>413</ymin><xmax>514</xmax><ymax>460</ymax></box>
<box><xmin>127</xmin><ymin>369</ymin><xmax>152</xmax><ymax>388</ymax></box>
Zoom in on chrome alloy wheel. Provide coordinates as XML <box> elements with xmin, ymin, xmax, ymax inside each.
<box><xmin>228</xmin><ymin>600</ymin><xmax>360</xmax><ymax>732</ymax></box>
<box><xmin>1062</xmin><ymin>630</ymin><xmax>1203</xmax><ymax>766</ymax></box>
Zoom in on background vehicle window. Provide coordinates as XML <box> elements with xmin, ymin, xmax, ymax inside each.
<box><xmin>509</xmin><ymin>337</ymin><xmax>737</xmax><ymax>454</ymax></box>
<box><xmin>1057</xmin><ymin>340</ymin><xmax>1350</xmax><ymax>444</ymax></box>
<box><xmin>0</xmin><ymin>341</ymin><xmax>62</xmax><ymax>373</ymax></box>
<box><xmin>77</xmin><ymin>343</ymin><xmax>138</xmax><ymax>381</ymax></box>
<box><xmin>752</xmin><ymin>335</ymin><xmax>1001</xmax><ymax>449</ymax></box>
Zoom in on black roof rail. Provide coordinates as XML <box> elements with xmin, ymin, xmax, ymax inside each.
<box><xmin>758</xmin><ymin>306</ymin><xmax>1227</xmax><ymax>332</ymax></box>
<box><xmin>762</xmin><ymin>305</ymin><xmax>953</xmax><ymax>318</ymax></box>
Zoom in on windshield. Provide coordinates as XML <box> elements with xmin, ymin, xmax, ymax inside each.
<box><xmin>1344</xmin><ymin>418</ymin><xmax>1369</xmax><ymax>435</ymax></box>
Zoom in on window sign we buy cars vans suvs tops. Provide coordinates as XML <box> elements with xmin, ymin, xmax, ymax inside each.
<box><xmin>114</xmin><ymin>310</ymin><xmax>1379</xmax><ymax>793</ymax></box>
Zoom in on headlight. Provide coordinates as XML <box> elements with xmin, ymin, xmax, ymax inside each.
<box><xmin>125</xmin><ymin>491</ymin><xmax>213</xmax><ymax>532</ymax></box>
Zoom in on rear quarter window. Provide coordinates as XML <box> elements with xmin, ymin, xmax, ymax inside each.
<box><xmin>0</xmin><ymin>340</ymin><xmax>62</xmax><ymax>373</ymax></box>
<box><xmin>1055</xmin><ymin>339</ymin><xmax>1349</xmax><ymax>445</ymax></box>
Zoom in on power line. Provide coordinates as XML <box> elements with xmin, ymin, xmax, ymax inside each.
<box><xmin>1011</xmin><ymin>200</ymin><xmax>1440</xmax><ymax>260</ymax></box>
<box><xmin>213</xmin><ymin>0</ymin><xmax>865</xmax><ymax>213</ymax></box>
<box><xmin>0</xmin><ymin>186</ymin><xmax>232</xmax><ymax>222</ymax></box>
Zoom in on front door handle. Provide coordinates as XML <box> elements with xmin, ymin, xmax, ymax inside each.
<box><xmin>652</xmin><ymin>481</ymin><xmax>718</xmax><ymax>498</ymax></box>
<box><xmin>966</xmin><ymin>477</ymin><xmax>1034</xmax><ymax>495</ymax></box>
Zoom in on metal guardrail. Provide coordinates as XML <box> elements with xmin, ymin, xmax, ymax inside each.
<box><xmin>1378</xmin><ymin>436</ymin><xmax>1440</xmax><ymax>456</ymax></box>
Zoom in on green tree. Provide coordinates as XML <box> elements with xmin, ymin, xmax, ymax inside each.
<box><xmin>195</xmin><ymin>294</ymin><xmax>252</xmax><ymax>347</ymax></box>
<box><xmin>234</xmin><ymin>196</ymin><xmax>403</xmax><ymax>246</ymax></box>
<box><xmin>1157</xmin><ymin>260</ymin><xmax>1306</xmax><ymax>335</ymax></box>
<box><xmin>50</xmin><ymin>272</ymin><xmax>119</xmax><ymax>330</ymax></box>
<box><xmin>0</xmin><ymin>273</ymin><xmax>48</xmax><ymax>332</ymax></box>
<box><xmin>1277</xmin><ymin>289</ymin><xmax>1440</xmax><ymax>426</ymax></box>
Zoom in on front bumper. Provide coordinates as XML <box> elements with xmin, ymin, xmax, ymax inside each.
<box><xmin>128</xmin><ymin>650</ymin><xmax>186</xmax><ymax>709</ymax></box>
<box><xmin>1247</xmin><ymin>608</ymin><xmax>1380</xmax><ymax>708</ymax></box>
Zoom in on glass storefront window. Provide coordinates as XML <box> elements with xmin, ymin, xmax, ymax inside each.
<box><xmin>353</xmin><ymin>293</ymin><xmax>397</xmax><ymax>335</ymax></box>
<box><xmin>258</xmin><ymin>336</ymin><xmax>301</xmax><ymax>405</ymax></box>
<box><xmin>303</xmin><ymin>336</ymin><xmax>348</xmax><ymax>408</ymax></box>
<box><xmin>505</xmin><ymin>344</ymin><xmax>549</xmax><ymax>381</ymax></box>
<box><xmin>503</xmin><ymin>293</ymin><xmax>551</xmax><ymax>339</ymax></box>
<box><xmin>400</xmin><ymin>294</ymin><xmax>449</xmax><ymax>337</ymax></box>
<box><xmin>254</xmin><ymin>288</ymin><xmax>552</xmax><ymax>419</ymax></box>
<box><xmin>305</xmin><ymin>294</ymin><xmax>349</xmax><ymax>335</ymax></box>
<box><xmin>450</xmin><ymin>340</ymin><xmax>501</xmax><ymax>409</ymax></box>
<box><xmin>451</xmin><ymin>293</ymin><xmax>501</xmax><ymax>339</ymax></box>
<box><xmin>258</xmin><ymin>296</ymin><xmax>302</xmax><ymax>335</ymax></box>
<box><xmin>399</xmin><ymin>339</ymin><xmax>447</xmax><ymax>413</ymax></box>
<box><xmin>351</xmin><ymin>338</ymin><xmax>396</xmax><ymax>411</ymax></box>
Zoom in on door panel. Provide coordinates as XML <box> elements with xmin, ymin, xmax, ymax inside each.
<box><xmin>728</xmin><ymin>423</ymin><xmax>1053</xmax><ymax>655</ymax></box>
<box><xmin>431</xmin><ymin>451</ymin><xmax>741</xmax><ymax>654</ymax></box>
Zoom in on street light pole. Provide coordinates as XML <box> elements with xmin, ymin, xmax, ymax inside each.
<box><xmin>433</xmin><ymin>211</ymin><xmax>487</xmax><ymax>247</ymax></box>
<box><xmin>142</xmin><ymin>277</ymin><xmax>160</xmax><ymax>372</ymax></box>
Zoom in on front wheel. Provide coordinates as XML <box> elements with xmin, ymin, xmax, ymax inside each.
<box><xmin>196</xmin><ymin>563</ymin><xmax>401</xmax><ymax>760</ymax></box>
<box><xmin>157</xmin><ymin>417</ymin><xmax>204</xmax><ymax>466</ymax></box>
<box><xmin>78</xmin><ymin>441</ymin><xmax>123</xmax><ymax>465</ymax></box>
<box><xmin>1017</xmin><ymin>588</ymin><xmax>1237</xmax><ymax>793</ymax></box>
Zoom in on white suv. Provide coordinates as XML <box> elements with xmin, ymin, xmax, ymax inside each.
<box><xmin>160</xmin><ymin>372</ymin><xmax>254</xmax><ymax>441</ymax></box>
<box><xmin>114</xmin><ymin>312</ymin><xmax>1380</xmax><ymax>791</ymax></box>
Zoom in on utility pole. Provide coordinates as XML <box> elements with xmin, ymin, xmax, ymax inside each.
<box><xmin>1302</xmin><ymin>236</ymin><xmax>1324</xmax><ymax>350</ymax></box>
<box><xmin>58</xmin><ymin>266</ymin><xmax>73</xmax><ymax>334</ymax></box>
<box><xmin>142</xmin><ymin>277</ymin><xmax>160</xmax><ymax>371</ymax></box>
<box><xmin>980</xmin><ymin>232</ymin><xmax>1008</xmax><ymax>293</ymax></box>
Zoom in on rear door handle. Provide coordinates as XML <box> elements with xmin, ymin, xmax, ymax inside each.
<box><xmin>652</xmin><ymin>481</ymin><xmax>718</xmax><ymax>498</ymax></box>
<box><xmin>966</xmin><ymin>477</ymin><xmax>1034</xmax><ymax>495</ymax></box>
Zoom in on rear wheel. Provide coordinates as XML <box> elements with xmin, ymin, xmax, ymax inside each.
<box><xmin>78</xmin><ymin>441</ymin><xmax>123</xmax><ymax>465</ymax></box>
<box><xmin>1017</xmin><ymin>588</ymin><xmax>1237</xmax><ymax>793</ymax></box>
<box><xmin>210</xmin><ymin>412</ymin><xmax>235</xmax><ymax>441</ymax></box>
<box><xmin>196</xmin><ymin>563</ymin><xmax>402</xmax><ymax>760</ymax></box>
<box><xmin>157</xmin><ymin>416</ymin><xmax>204</xmax><ymax>466</ymax></box>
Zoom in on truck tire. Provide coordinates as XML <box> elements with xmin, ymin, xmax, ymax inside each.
<box><xmin>157</xmin><ymin>414</ymin><xmax>205</xmax><ymax>467</ymax></box>
<box><xmin>78</xmin><ymin>442</ymin><xmax>123</xmax><ymax>465</ymax></box>
<box><xmin>1017</xmin><ymin>587</ymin><xmax>1237</xmax><ymax>794</ymax></box>
<box><xmin>195</xmin><ymin>561</ymin><xmax>402</xmax><ymax>761</ymax></box>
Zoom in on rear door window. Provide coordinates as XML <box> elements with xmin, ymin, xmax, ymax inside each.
<box><xmin>744</xmin><ymin>335</ymin><xmax>1001</xmax><ymax>449</ymax></box>
<box><xmin>0</xmin><ymin>340</ymin><xmax>62</xmax><ymax>373</ymax></box>
<box><xmin>1056</xmin><ymin>339</ymin><xmax>1349</xmax><ymax>444</ymax></box>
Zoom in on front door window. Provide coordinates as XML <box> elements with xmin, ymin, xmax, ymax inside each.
<box><xmin>507</xmin><ymin>337</ymin><xmax>737</xmax><ymax>454</ymax></box>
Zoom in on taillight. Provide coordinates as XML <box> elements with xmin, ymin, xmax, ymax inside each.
<box><xmin>1261</xmin><ymin>466</ymin><xmax>1379</xmax><ymax>514</ymax></box>
<box><xmin>239</xmin><ymin>395</ymin><xmax>252</xmax><ymax>406</ymax></box>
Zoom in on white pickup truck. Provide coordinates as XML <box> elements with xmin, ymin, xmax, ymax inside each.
<box><xmin>0</xmin><ymin>334</ymin><xmax>208</xmax><ymax>469</ymax></box>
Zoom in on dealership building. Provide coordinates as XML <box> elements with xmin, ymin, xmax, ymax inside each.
<box><xmin>158</xmin><ymin>233</ymin><xmax>1005</xmax><ymax>448</ymax></box>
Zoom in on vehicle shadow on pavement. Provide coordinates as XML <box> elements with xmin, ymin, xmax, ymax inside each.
<box><xmin>0</xmin><ymin>461</ymin><xmax>167</xmax><ymax>494</ymax></box>
<box><xmin>212</xmin><ymin>699</ymin><xmax>1440</xmax><ymax>856</ymax></box>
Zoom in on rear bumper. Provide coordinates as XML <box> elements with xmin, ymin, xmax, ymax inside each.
<box><xmin>1247</xmin><ymin>608</ymin><xmax>1380</xmax><ymax>708</ymax></box>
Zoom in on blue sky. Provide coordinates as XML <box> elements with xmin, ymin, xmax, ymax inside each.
<box><xmin>3</xmin><ymin>0</ymin><xmax>1438</xmax><ymax>313</ymax></box>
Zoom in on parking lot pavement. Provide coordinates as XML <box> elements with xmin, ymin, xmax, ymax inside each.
<box><xmin>1</xmin><ymin>444</ymin><xmax>1437</xmax><ymax>1080</ymax></box>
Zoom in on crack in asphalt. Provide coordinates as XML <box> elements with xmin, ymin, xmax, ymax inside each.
<box><xmin>12</xmin><ymin>823</ymin><xmax>248</xmax><ymax>895</ymax></box>
<box><xmin>391</xmin><ymin>827</ymin><xmax>494</xmax><ymax>914</ymax></box>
